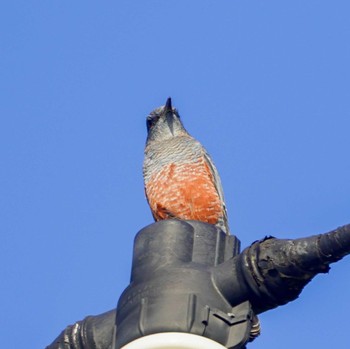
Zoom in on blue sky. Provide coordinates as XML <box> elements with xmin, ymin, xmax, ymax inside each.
<box><xmin>1</xmin><ymin>1</ymin><xmax>349</xmax><ymax>348</ymax></box>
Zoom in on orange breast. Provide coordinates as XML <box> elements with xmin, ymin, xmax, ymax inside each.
<box><xmin>145</xmin><ymin>161</ymin><xmax>223</xmax><ymax>225</ymax></box>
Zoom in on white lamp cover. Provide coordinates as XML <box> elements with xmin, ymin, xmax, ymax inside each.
<box><xmin>121</xmin><ymin>333</ymin><xmax>227</xmax><ymax>349</ymax></box>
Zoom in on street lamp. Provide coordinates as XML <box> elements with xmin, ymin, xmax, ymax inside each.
<box><xmin>47</xmin><ymin>220</ymin><xmax>350</xmax><ymax>349</ymax></box>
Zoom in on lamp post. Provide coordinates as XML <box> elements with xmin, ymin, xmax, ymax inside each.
<box><xmin>46</xmin><ymin>220</ymin><xmax>350</xmax><ymax>349</ymax></box>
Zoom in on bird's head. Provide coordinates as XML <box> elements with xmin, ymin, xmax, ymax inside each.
<box><xmin>146</xmin><ymin>98</ymin><xmax>188</xmax><ymax>143</ymax></box>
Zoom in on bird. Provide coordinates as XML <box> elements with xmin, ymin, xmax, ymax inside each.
<box><xmin>143</xmin><ymin>97</ymin><xmax>230</xmax><ymax>235</ymax></box>
<box><xmin>143</xmin><ymin>98</ymin><xmax>261</xmax><ymax>340</ymax></box>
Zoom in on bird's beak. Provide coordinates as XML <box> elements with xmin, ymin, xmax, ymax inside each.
<box><xmin>164</xmin><ymin>97</ymin><xmax>172</xmax><ymax>113</ymax></box>
<box><xmin>164</xmin><ymin>97</ymin><xmax>174</xmax><ymax>136</ymax></box>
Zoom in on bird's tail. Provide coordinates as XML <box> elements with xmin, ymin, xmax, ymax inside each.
<box><xmin>216</xmin><ymin>215</ymin><xmax>230</xmax><ymax>235</ymax></box>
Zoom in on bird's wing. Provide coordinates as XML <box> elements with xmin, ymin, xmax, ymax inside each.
<box><xmin>202</xmin><ymin>149</ymin><xmax>230</xmax><ymax>235</ymax></box>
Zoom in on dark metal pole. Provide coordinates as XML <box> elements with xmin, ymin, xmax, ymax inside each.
<box><xmin>46</xmin><ymin>222</ymin><xmax>350</xmax><ymax>349</ymax></box>
<box><xmin>213</xmin><ymin>224</ymin><xmax>350</xmax><ymax>315</ymax></box>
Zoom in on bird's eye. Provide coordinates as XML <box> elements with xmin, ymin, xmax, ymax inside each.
<box><xmin>146</xmin><ymin>115</ymin><xmax>159</xmax><ymax>131</ymax></box>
